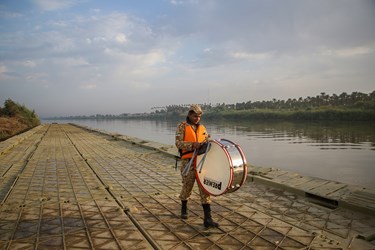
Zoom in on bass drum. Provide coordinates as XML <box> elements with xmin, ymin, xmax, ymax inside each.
<box><xmin>196</xmin><ymin>139</ymin><xmax>247</xmax><ymax>196</ymax></box>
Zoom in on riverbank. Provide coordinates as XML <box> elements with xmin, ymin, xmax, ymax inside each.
<box><xmin>0</xmin><ymin>99</ymin><xmax>40</xmax><ymax>141</ymax></box>
<box><xmin>0</xmin><ymin>116</ymin><xmax>37</xmax><ymax>141</ymax></box>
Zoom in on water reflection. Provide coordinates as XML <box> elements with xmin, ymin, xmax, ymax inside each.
<box><xmin>219</xmin><ymin>120</ymin><xmax>375</xmax><ymax>146</ymax></box>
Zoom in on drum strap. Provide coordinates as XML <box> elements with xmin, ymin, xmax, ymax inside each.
<box><xmin>180</xmin><ymin>150</ymin><xmax>193</xmax><ymax>157</ymax></box>
<box><xmin>181</xmin><ymin>142</ymin><xmax>211</xmax><ymax>176</ymax></box>
<box><xmin>174</xmin><ymin>156</ymin><xmax>179</xmax><ymax>170</ymax></box>
<box><xmin>196</xmin><ymin>142</ymin><xmax>211</xmax><ymax>174</ymax></box>
<box><xmin>181</xmin><ymin>150</ymin><xmax>197</xmax><ymax>176</ymax></box>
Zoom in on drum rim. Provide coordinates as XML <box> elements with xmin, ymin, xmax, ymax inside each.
<box><xmin>229</xmin><ymin>139</ymin><xmax>248</xmax><ymax>187</ymax></box>
<box><xmin>218</xmin><ymin>138</ymin><xmax>248</xmax><ymax>192</ymax></box>
<box><xmin>195</xmin><ymin>138</ymin><xmax>248</xmax><ymax>196</ymax></box>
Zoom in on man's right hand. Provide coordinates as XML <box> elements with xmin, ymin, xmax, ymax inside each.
<box><xmin>192</xmin><ymin>142</ymin><xmax>201</xmax><ymax>149</ymax></box>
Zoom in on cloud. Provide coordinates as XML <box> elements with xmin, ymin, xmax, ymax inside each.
<box><xmin>102</xmin><ymin>49</ymin><xmax>168</xmax><ymax>83</ymax></box>
<box><xmin>0</xmin><ymin>8</ymin><xmax>23</xmax><ymax>19</ymax></box>
<box><xmin>169</xmin><ymin>0</ymin><xmax>198</xmax><ymax>5</ymax></box>
<box><xmin>139</xmin><ymin>50</ymin><xmax>166</xmax><ymax>66</ymax></box>
<box><xmin>59</xmin><ymin>57</ymin><xmax>90</xmax><ymax>67</ymax></box>
<box><xmin>115</xmin><ymin>33</ymin><xmax>127</xmax><ymax>44</ymax></box>
<box><xmin>23</xmin><ymin>60</ymin><xmax>37</xmax><ymax>68</ymax></box>
<box><xmin>80</xmin><ymin>84</ymin><xmax>96</xmax><ymax>89</ymax></box>
<box><xmin>319</xmin><ymin>46</ymin><xmax>374</xmax><ymax>58</ymax></box>
<box><xmin>230</xmin><ymin>52</ymin><xmax>273</xmax><ymax>60</ymax></box>
<box><xmin>203</xmin><ymin>48</ymin><xmax>212</xmax><ymax>53</ymax></box>
<box><xmin>32</xmin><ymin>0</ymin><xmax>81</xmax><ymax>11</ymax></box>
<box><xmin>0</xmin><ymin>64</ymin><xmax>8</xmax><ymax>75</ymax></box>
<box><xmin>26</xmin><ymin>72</ymin><xmax>48</xmax><ymax>81</ymax></box>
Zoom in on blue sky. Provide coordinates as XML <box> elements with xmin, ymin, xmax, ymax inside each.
<box><xmin>1</xmin><ymin>0</ymin><xmax>374</xmax><ymax>117</ymax></box>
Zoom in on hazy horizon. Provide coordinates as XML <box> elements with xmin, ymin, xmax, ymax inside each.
<box><xmin>1</xmin><ymin>0</ymin><xmax>374</xmax><ymax>117</ymax></box>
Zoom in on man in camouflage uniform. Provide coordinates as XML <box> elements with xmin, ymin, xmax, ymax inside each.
<box><xmin>175</xmin><ymin>104</ymin><xmax>219</xmax><ymax>228</ymax></box>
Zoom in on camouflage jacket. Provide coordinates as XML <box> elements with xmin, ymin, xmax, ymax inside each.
<box><xmin>175</xmin><ymin>121</ymin><xmax>209</xmax><ymax>152</ymax></box>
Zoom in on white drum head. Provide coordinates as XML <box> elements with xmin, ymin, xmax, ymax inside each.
<box><xmin>196</xmin><ymin>141</ymin><xmax>232</xmax><ymax>196</ymax></box>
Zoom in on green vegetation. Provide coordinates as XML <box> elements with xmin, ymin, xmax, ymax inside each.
<box><xmin>157</xmin><ymin>91</ymin><xmax>375</xmax><ymax>112</ymax></box>
<box><xmin>0</xmin><ymin>99</ymin><xmax>40</xmax><ymax>141</ymax></box>
<box><xmin>151</xmin><ymin>91</ymin><xmax>375</xmax><ymax>121</ymax></box>
<box><xmin>203</xmin><ymin>108</ymin><xmax>375</xmax><ymax>121</ymax></box>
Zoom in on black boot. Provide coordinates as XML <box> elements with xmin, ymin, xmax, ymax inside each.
<box><xmin>202</xmin><ymin>204</ymin><xmax>219</xmax><ymax>228</ymax></box>
<box><xmin>181</xmin><ymin>200</ymin><xmax>188</xmax><ymax>219</ymax></box>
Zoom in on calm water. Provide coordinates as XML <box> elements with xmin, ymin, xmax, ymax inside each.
<box><xmin>43</xmin><ymin>119</ymin><xmax>375</xmax><ymax>189</ymax></box>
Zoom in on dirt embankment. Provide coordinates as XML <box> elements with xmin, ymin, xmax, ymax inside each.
<box><xmin>0</xmin><ymin>117</ymin><xmax>30</xmax><ymax>141</ymax></box>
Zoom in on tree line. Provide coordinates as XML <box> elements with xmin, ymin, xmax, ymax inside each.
<box><xmin>154</xmin><ymin>91</ymin><xmax>375</xmax><ymax>114</ymax></box>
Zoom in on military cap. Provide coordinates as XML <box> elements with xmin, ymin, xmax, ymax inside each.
<box><xmin>189</xmin><ymin>104</ymin><xmax>203</xmax><ymax>114</ymax></box>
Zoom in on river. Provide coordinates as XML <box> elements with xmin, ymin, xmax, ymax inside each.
<box><xmin>42</xmin><ymin>118</ymin><xmax>375</xmax><ymax>189</ymax></box>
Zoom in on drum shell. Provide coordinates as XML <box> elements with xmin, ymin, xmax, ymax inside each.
<box><xmin>196</xmin><ymin>139</ymin><xmax>247</xmax><ymax>196</ymax></box>
<box><xmin>220</xmin><ymin>139</ymin><xmax>247</xmax><ymax>193</ymax></box>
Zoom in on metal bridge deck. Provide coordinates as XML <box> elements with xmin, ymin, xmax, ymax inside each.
<box><xmin>0</xmin><ymin>124</ymin><xmax>374</xmax><ymax>249</ymax></box>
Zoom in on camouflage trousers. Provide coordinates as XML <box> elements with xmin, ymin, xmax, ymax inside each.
<box><xmin>179</xmin><ymin>158</ymin><xmax>211</xmax><ymax>204</ymax></box>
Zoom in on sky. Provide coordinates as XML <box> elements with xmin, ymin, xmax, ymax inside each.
<box><xmin>0</xmin><ymin>0</ymin><xmax>374</xmax><ymax>117</ymax></box>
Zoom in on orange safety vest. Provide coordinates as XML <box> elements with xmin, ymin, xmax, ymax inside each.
<box><xmin>181</xmin><ymin>123</ymin><xmax>207</xmax><ymax>159</ymax></box>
